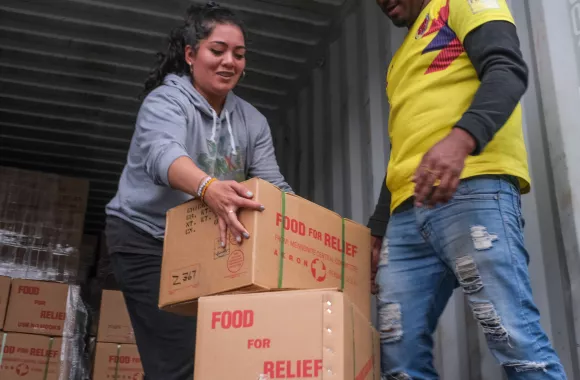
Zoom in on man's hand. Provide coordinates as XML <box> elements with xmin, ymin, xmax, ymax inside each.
<box><xmin>413</xmin><ymin>128</ymin><xmax>476</xmax><ymax>207</ymax></box>
<box><xmin>371</xmin><ymin>236</ymin><xmax>382</xmax><ymax>295</ymax></box>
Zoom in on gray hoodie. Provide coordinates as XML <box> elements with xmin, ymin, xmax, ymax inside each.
<box><xmin>106</xmin><ymin>74</ymin><xmax>292</xmax><ymax>240</ymax></box>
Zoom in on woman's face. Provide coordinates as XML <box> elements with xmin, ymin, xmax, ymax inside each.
<box><xmin>187</xmin><ymin>23</ymin><xmax>246</xmax><ymax>100</ymax></box>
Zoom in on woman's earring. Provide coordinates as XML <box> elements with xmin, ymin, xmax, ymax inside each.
<box><xmin>241</xmin><ymin>70</ymin><xmax>246</xmax><ymax>80</ymax></box>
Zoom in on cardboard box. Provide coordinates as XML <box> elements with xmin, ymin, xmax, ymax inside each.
<box><xmin>194</xmin><ymin>290</ymin><xmax>380</xmax><ymax>379</ymax></box>
<box><xmin>4</xmin><ymin>280</ymin><xmax>70</xmax><ymax>336</ymax></box>
<box><xmin>0</xmin><ymin>276</ymin><xmax>10</xmax><ymax>329</ymax></box>
<box><xmin>0</xmin><ymin>333</ymin><xmax>62</xmax><ymax>380</ymax></box>
<box><xmin>97</xmin><ymin>290</ymin><xmax>135</xmax><ymax>344</ymax></box>
<box><xmin>160</xmin><ymin>178</ymin><xmax>371</xmax><ymax>318</ymax></box>
<box><xmin>92</xmin><ymin>343</ymin><xmax>144</xmax><ymax>380</ymax></box>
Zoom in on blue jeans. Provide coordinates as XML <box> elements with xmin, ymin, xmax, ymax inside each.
<box><xmin>376</xmin><ymin>177</ymin><xmax>566</xmax><ymax>379</ymax></box>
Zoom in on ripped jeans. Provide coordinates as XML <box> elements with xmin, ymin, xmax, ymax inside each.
<box><xmin>376</xmin><ymin>176</ymin><xmax>566</xmax><ymax>379</ymax></box>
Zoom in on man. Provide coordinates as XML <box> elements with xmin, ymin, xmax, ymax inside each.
<box><xmin>369</xmin><ymin>0</ymin><xmax>567</xmax><ymax>378</ymax></box>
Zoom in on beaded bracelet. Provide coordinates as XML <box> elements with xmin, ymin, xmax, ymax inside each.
<box><xmin>197</xmin><ymin>176</ymin><xmax>212</xmax><ymax>198</ymax></box>
<box><xmin>201</xmin><ymin>178</ymin><xmax>217</xmax><ymax>202</ymax></box>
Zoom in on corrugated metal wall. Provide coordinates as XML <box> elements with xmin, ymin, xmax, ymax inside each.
<box><xmin>0</xmin><ymin>0</ymin><xmax>357</xmax><ymax>234</ymax></box>
<box><xmin>275</xmin><ymin>0</ymin><xmax>580</xmax><ymax>378</ymax></box>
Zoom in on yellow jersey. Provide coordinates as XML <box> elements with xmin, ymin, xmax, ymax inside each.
<box><xmin>386</xmin><ymin>0</ymin><xmax>530</xmax><ymax>212</ymax></box>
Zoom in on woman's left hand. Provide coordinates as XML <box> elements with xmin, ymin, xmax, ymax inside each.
<box><xmin>203</xmin><ymin>180</ymin><xmax>264</xmax><ymax>246</ymax></box>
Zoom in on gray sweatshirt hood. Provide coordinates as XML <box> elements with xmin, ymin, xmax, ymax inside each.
<box><xmin>164</xmin><ymin>74</ymin><xmax>239</xmax><ymax>156</ymax></box>
<box><xmin>106</xmin><ymin>73</ymin><xmax>291</xmax><ymax>241</ymax></box>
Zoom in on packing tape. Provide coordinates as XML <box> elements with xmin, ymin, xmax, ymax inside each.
<box><xmin>115</xmin><ymin>344</ymin><xmax>121</xmax><ymax>379</ymax></box>
<box><xmin>43</xmin><ymin>337</ymin><xmax>54</xmax><ymax>380</ymax></box>
<box><xmin>0</xmin><ymin>332</ymin><xmax>7</xmax><ymax>366</ymax></box>
<box><xmin>277</xmin><ymin>192</ymin><xmax>348</xmax><ymax>290</ymax></box>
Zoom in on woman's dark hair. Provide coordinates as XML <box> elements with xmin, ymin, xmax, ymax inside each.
<box><xmin>142</xmin><ymin>1</ymin><xmax>247</xmax><ymax>96</ymax></box>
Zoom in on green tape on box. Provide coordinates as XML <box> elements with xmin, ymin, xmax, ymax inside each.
<box><xmin>0</xmin><ymin>333</ymin><xmax>7</xmax><ymax>366</ymax></box>
<box><xmin>341</xmin><ymin>218</ymin><xmax>346</xmax><ymax>290</ymax></box>
<box><xmin>114</xmin><ymin>344</ymin><xmax>122</xmax><ymax>379</ymax></box>
<box><xmin>42</xmin><ymin>337</ymin><xmax>54</xmax><ymax>380</ymax></box>
<box><xmin>277</xmin><ymin>192</ymin><xmax>287</xmax><ymax>288</ymax></box>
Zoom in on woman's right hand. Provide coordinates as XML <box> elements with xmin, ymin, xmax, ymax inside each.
<box><xmin>203</xmin><ymin>180</ymin><xmax>264</xmax><ymax>246</ymax></box>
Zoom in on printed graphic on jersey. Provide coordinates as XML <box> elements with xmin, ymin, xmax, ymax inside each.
<box><xmin>468</xmin><ymin>0</ymin><xmax>500</xmax><ymax>14</ymax></box>
<box><xmin>416</xmin><ymin>14</ymin><xmax>431</xmax><ymax>39</ymax></box>
<box><xmin>421</xmin><ymin>0</ymin><xmax>464</xmax><ymax>74</ymax></box>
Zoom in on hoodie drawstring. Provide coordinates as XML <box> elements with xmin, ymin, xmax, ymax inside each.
<box><xmin>225</xmin><ymin>110</ymin><xmax>237</xmax><ymax>156</ymax></box>
<box><xmin>209</xmin><ymin>109</ymin><xmax>218</xmax><ymax>143</ymax></box>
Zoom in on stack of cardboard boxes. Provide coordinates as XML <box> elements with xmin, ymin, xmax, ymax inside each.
<box><xmin>0</xmin><ymin>281</ymin><xmax>141</xmax><ymax>380</ymax></box>
<box><xmin>0</xmin><ymin>278</ymin><xmax>88</xmax><ymax>379</ymax></box>
<box><xmin>0</xmin><ymin>167</ymin><xmax>93</xmax><ymax>379</ymax></box>
<box><xmin>160</xmin><ymin>178</ymin><xmax>381</xmax><ymax>379</ymax></box>
<box><xmin>92</xmin><ymin>289</ymin><xmax>143</xmax><ymax>380</ymax></box>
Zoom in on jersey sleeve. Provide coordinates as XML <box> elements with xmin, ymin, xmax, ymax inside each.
<box><xmin>448</xmin><ymin>0</ymin><xmax>515</xmax><ymax>43</ymax></box>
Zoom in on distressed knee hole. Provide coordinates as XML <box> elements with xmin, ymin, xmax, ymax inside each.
<box><xmin>379</xmin><ymin>238</ymin><xmax>389</xmax><ymax>266</ymax></box>
<box><xmin>386</xmin><ymin>372</ymin><xmax>411</xmax><ymax>380</ymax></box>
<box><xmin>503</xmin><ymin>361</ymin><xmax>548</xmax><ymax>373</ymax></box>
<box><xmin>455</xmin><ymin>256</ymin><xmax>483</xmax><ymax>294</ymax></box>
<box><xmin>471</xmin><ymin>225</ymin><xmax>498</xmax><ymax>251</ymax></box>
<box><xmin>379</xmin><ymin>303</ymin><xmax>402</xmax><ymax>344</ymax></box>
<box><xmin>470</xmin><ymin>301</ymin><xmax>508</xmax><ymax>342</ymax></box>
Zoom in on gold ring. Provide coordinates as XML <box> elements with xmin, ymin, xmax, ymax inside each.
<box><xmin>425</xmin><ymin>168</ymin><xmax>439</xmax><ymax>176</ymax></box>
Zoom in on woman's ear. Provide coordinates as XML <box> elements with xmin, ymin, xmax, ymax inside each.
<box><xmin>184</xmin><ymin>45</ymin><xmax>196</xmax><ymax>66</ymax></box>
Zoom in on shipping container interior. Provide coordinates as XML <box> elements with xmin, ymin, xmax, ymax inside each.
<box><xmin>1</xmin><ymin>0</ymin><xmax>580</xmax><ymax>379</ymax></box>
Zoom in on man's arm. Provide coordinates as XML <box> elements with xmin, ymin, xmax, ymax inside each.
<box><xmin>368</xmin><ymin>173</ymin><xmax>392</xmax><ymax>238</ymax></box>
<box><xmin>369</xmin><ymin>171</ymin><xmax>391</xmax><ymax>295</ymax></box>
<box><xmin>454</xmin><ymin>21</ymin><xmax>529</xmax><ymax>155</ymax></box>
<box><xmin>414</xmin><ymin>20</ymin><xmax>529</xmax><ymax>206</ymax></box>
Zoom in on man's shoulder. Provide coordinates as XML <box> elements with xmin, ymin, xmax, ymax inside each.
<box><xmin>448</xmin><ymin>0</ymin><xmax>515</xmax><ymax>41</ymax></box>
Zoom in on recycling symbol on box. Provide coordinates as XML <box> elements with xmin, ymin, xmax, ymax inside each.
<box><xmin>16</xmin><ymin>363</ymin><xmax>30</xmax><ymax>376</ymax></box>
<box><xmin>310</xmin><ymin>259</ymin><xmax>327</xmax><ymax>282</ymax></box>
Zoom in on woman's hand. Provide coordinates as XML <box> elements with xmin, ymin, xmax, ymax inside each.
<box><xmin>203</xmin><ymin>180</ymin><xmax>264</xmax><ymax>246</ymax></box>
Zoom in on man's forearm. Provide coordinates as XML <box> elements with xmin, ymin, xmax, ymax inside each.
<box><xmin>368</xmin><ymin>173</ymin><xmax>392</xmax><ymax>238</ymax></box>
<box><xmin>454</xmin><ymin>21</ymin><xmax>529</xmax><ymax>155</ymax></box>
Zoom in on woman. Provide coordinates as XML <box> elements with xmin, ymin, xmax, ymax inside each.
<box><xmin>104</xmin><ymin>3</ymin><xmax>292</xmax><ymax>379</ymax></box>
